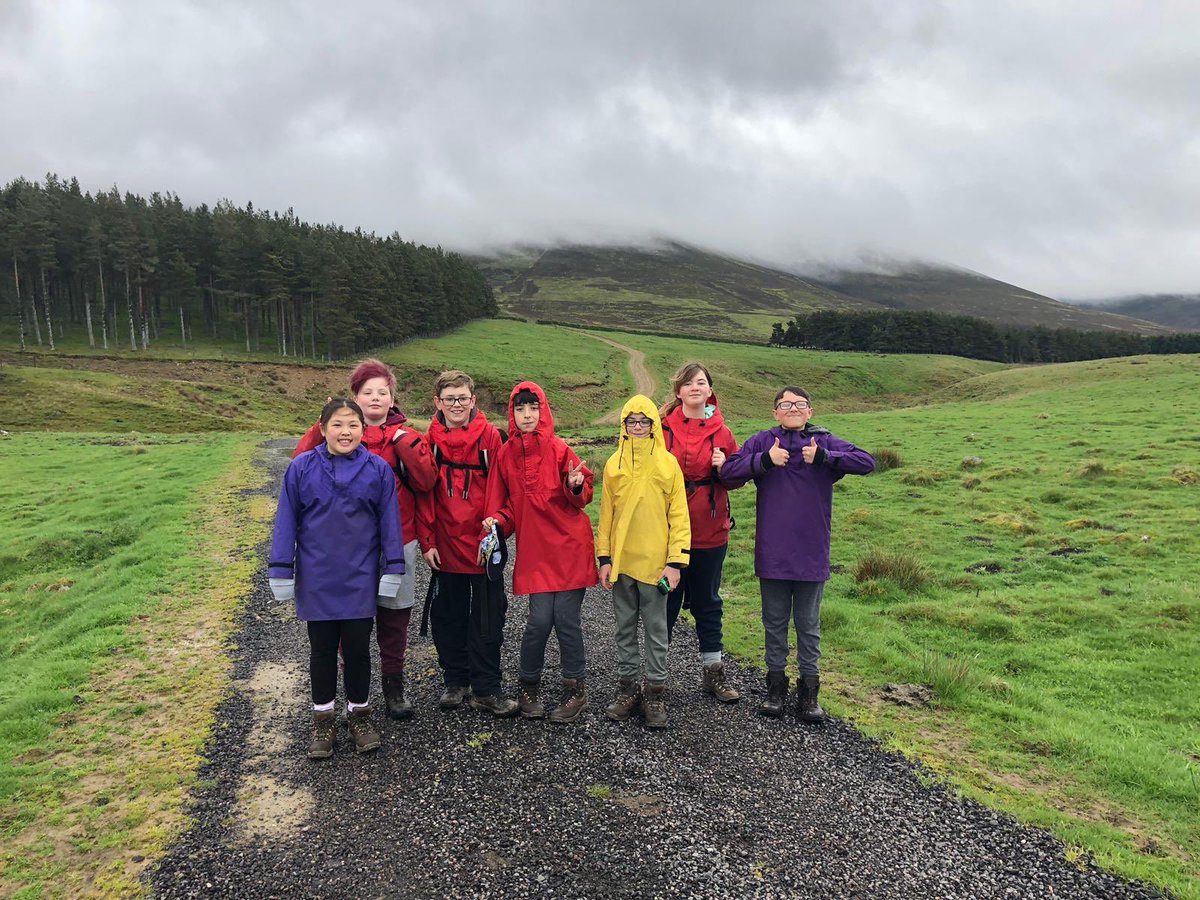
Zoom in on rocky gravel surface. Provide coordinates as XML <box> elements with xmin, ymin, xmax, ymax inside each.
<box><xmin>150</xmin><ymin>439</ymin><xmax>1165</xmax><ymax>899</ymax></box>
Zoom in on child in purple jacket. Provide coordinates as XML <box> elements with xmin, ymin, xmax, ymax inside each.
<box><xmin>269</xmin><ymin>398</ymin><xmax>405</xmax><ymax>758</ymax></box>
<box><xmin>720</xmin><ymin>386</ymin><xmax>874</xmax><ymax>722</ymax></box>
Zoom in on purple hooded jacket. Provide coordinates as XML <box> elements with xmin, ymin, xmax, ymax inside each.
<box><xmin>720</xmin><ymin>424</ymin><xmax>874</xmax><ymax>582</ymax></box>
<box><xmin>269</xmin><ymin>445</ymin><xmax>405</xmax><ymax>621</ymax></box>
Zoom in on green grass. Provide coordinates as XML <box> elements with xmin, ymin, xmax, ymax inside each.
<box><xmin>714</xmin><ymin>353</ymin><xmax>1200</xmax><ymax>897</ymax></box>
<box><xmin>0</xmin><ymin>431</ymin><xmax>266</xmax><ymax>896</ymax></box>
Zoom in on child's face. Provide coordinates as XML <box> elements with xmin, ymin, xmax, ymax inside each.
<box><xmin>321</xmin><ymin>409</ymin><xmax>364</xmax><ymax>456</ymax></box>
<box><xmin>354</xmin><ymin>376</ymin><xmax>393</xmax><ymax>425</ymax></box>
<box><xmin>624</xmin><ymin>414</ymin><xmax>653</xmax><ymax>440</ymax></box>
<box><xmin>676</xmin><ymin>371</ymin><xmax>711</xmax><ymax>408</ymax></box>
<box><xmin>436</xmin><ymin>386</ymin><xmax>475</xmax><ymax>428</ymax></box>
<box><xmin>514</xmin><ymin>402</ymin><xmax>540</xmax><ymax>433</ymax></box>
<box><xmin>772</xmin><ymin>391</ymin><xmax>813</xmax><ymax>430</ymax></box>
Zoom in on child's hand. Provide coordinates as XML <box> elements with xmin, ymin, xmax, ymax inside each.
<box><xmin>481</xmin><ymin>516</ymin><xmax>497</xmax><ymax>532</ymax></box>
<box><xmin>599</xmin><ymin>563</ymin><xmax>612</xmax><ymax>591</ymax></box>
<box><xmin>801</xmin><ymin>437</ymin><xmax>819</xmax><ymax>464</ymax></box>
<box><xmin>711</xmin><ymin>447</ymin><xmax>726</xmax><ymax>470</ymax></box>
<box><xmin>660</xmin><ymin>567</ymin><xmax>681</xmax><ymax>592</ymax></box>
<box><xmin>567</xmin><ymin>460</ymin><xmax>586</xmax><ymax>489</ymax></box>
<box><xmin>423</xmin><ymin>547</ymin><xmax>442</xmax><ymax>571</ymax></box>
<box><xmin>768</xmin><ymin>437</ymin><xmax>790</xmax><ymax>466</ymax></box>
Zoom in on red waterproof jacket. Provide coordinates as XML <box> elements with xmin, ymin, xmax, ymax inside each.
<box><xmin>485</xmin><ymin>382</ymin><xmax>597</xmax><ymax>595</ymax></box>
<box><xmin>416</xmin><ymin>408</ymin><xmax>505</xmax><ymax>575</ymax></box>
<box><xmin>661</xmin><ymin>393</ymin><xmax>740</xmax><ymax>549</ymax></box>
<box><xmin>293</xmin><ymin>407</ymin><xmax>437</xmax><ymax>547</ymax></box>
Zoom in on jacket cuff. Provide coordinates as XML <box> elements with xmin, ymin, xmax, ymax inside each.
<box><xmin>598</xmin><ymin>556</ymin><xmax>612</xmax><ymax>567</ymax></box>
<box><xmin>666</xmin><ymin>562</ymin><xmax>684</xmax><ymax>570</ymax></box>
<box><xmin>814</xmin><ymin>446</ymin><xmax>827</xmax><ymax>465</ymax></box>
<box><xmin>760</xmin><ymin>450</ymin><xmax>776</xmax><ymax>470</ymax></box>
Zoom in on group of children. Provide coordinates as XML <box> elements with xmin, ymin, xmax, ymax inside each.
<box><xmin>269</xmin><ymin>359</ymin><xmax>875</xmax><ymax>758</ymax></box>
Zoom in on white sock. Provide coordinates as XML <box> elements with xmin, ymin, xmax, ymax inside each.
<box><xmin>313</xmin><ymin>700</ymin><xmax>335</xmax><ymax>713</ymax></box>
<box><xmin>347</xmin><ymin>700</ymin><xmax>369</xmax><ymax>713</ymax></box>
<box><xmin>700</xmin><ymin>651</ymin><xmax>723</xmax><ymax>666</ymax></box>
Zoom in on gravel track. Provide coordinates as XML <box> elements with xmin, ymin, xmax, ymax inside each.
<box><xmin>150</xmin><ymin>439</ymin><xmax>1164</xmax><ymax>899</ymax></box>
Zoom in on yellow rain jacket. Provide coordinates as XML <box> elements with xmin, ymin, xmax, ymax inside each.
<box><xmin>596</xmin><ymin>395</ymin><xmax>691</xmax><ymax>584</ymax></box>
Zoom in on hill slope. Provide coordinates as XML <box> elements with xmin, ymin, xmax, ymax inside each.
<box><xmin>1073</xmin><ymin>294</ymin><xmax>1200</xmax><ymax>330</ymax></box>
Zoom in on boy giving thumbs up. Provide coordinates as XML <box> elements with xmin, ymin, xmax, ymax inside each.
<box><xmin>720</xmin><ymin>387</ymin><xmax>875</xmax><ymax>722</ymax></box>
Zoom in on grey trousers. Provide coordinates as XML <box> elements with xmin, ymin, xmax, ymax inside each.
<box><xmin>612</xmin><ymin>574</ymin><xmax>669</xmax><ymax>683</ymax></box>
<box><xmin>519</xmin><ymin>588</ymin><xmax>587</xmax><ymax>682</ymax></box>
<box><xmin>761</xmin><ymin>579</ymin><xmax>825</xmax><ymax>675</ymax></box>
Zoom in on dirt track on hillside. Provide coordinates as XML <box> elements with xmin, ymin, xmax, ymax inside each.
<box><xmin>573</xmin><ymin>332</ymin><xmax>658</xmax><ymax>424</ymax></box>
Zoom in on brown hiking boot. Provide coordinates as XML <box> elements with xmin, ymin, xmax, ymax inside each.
<box><xmin>642</xmin><ymin>681</ymin><xmax>667</xmax><ymax>729</ymax></box>
<box><xmin>382</xmin><ymin>674</ymin><xmax>415</xmax><ymax>720</ymax></box>
<box><xmin>549</xmin><ymin>678</ymin><xmax>587</xmax><ymax>724</ymax></box>
<box><xmin>758</xmin><ymin>671</ymin><xmax>788</xmax><ymax>718</ymax></box>
<box><xmin>308</xmin><ymin>710</ymin><xmax>336</xmax><ymax>760</ymax></box>
<box><xmin>605</xmin><ymin>677</ymin><xmax>642</xmax><ymax>721</ymax></box>
<box><xmin>518</xmin><ymin>679</ymin><xmax>545</xmax><ymax>719</ymax></box>
<box><xmin>469</xmin><ymin>693</ymin><xmax>520</xmax><ymax>718</ymax></box>
<box><xmin>438</xmin><ymin>685</ymin><xmax>470</xmax><ymax>710</ymax></box>
<box><xmin>797</xmin><ymin>673</ymin><xmax>828</xmax><ymax>724</ymax></box>
<box><xmin>702</xmin><ymin>662</ymin><xmax>740</xmax><ymax>703</ymax></box>
<box><xmin>347</xmin><ymin>706</ymin><xmax>381</xmax><ymax>753</ymax></box>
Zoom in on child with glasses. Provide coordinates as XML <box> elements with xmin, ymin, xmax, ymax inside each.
<box><xmin>597</xmin><ymin>396</ymin><xmax>691</xmax><ymax>729</ymax></box>
<box><xmin>720</xmin><ymin>387</ymin><xmax>875</xmax><ymax>722</ymax></box>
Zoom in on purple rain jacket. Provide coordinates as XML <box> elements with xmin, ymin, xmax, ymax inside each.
<box><xmin>720</xmin><ymin>424</ymin><xmax>875</xmax><ymax>582</ymax></box>
<box><xmin>269</xmin><ymin>445</ymin><xmax>405</xmax><ymax>621</ymax></box>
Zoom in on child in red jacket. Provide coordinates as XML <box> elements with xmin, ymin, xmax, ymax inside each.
<box><xmin>293</xmin><ymin>359</ymin><xmax>437</xmax><ymax>720</ymax></box>
<box><xmin>416</xmin><ymin>370</ymin><xmax>516</xmax><ymax>717</ymax></box>
<box><xmin>483</xmin><ymin>382</ymin><xmax>597</xmax><ymax>723</ymax></box>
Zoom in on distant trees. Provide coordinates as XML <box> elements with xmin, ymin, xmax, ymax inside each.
<box><xmin>769</xmin><ymin>309</ymin><xmax>1200</xmax><ymax>362</ymax></box>
<box><xmin>0</xmin><ymin>175</ymin><xmax>496</xmax><ymax>358</ymax></box>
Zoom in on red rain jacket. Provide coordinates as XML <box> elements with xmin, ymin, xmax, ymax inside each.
<box><xmin>293</xmin><ymin>407</ymin><xmax>437</xmax><ymax>547</ymax></box>
<box><xmin>660</xmin><ymin>394</ymin><xmax>740</xmax><ymax>549</ymax></box>
<box><xmin>485</xmin><ymin>381</ymin><xmax>597</xmax><ymax>595</ymax></box>
<box><xmin>416</xmin><ymin>408</ymin><xmax>505</xmax><ymax>575</ymax></box>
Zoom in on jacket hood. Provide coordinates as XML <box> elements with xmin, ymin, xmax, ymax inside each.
<box><xmin>430</xmin><ymin>406</ymin><xmax>493</xmax><ymax>452</ymax></box>
<box><xmin>383</xmin><ymin>406</ymin><xmax>408</xmax><ymax>428</ymax></box>
<box><xmin>507</xmin><ymin>380</ymin><xmax>556</xmax><ymax>440</ymax></box>
<box><xmin>618</xmin><ymin>394</ymin><xmax>661</xmax><ymax>441</ymax></box>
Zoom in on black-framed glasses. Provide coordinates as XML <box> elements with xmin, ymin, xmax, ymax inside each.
<box><xmin>439</xmin><ymin>396</ymin><xmax>472</xmax><ymax>407</ymax></box>
<box><xmin>624</xmin><ymin>416</ymin><xmax>653</xmax><ymax>429</ymax></box>
<box><xmin>775</xmin><ymin>400</ymin><xmax>810</xmax><ymax>411</ymax></box>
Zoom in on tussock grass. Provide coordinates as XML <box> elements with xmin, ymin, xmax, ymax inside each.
<box><xmin>853</xmin><ymin>548</ymin><xmax>932</xmax><ymax>592</ymax></box>
<box><xmin>919</xmin><ymin>649</ymin><xmax>986</xmax><ymax>704</ymax></box>
<box><xmin>872</xmin><ymin>448</ymin><xmax>903</xmax><ymax>472</ymax></box>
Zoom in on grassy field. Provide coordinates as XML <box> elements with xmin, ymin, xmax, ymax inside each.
<box><xmin>0</xmin><ymin>432</ymin><xmax>269</xmax><ymax>897</ymax></box>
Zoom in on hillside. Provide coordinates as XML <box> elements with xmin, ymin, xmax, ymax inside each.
<box><xmin>1073</xmin><ymin>294</ymin><xmax>1200</xmax><ymax>330</ymax></box>
<box><xmin>473</xmin><ymin>243</ymin><xmax>1167</xmax><ymax>341</ymax></box>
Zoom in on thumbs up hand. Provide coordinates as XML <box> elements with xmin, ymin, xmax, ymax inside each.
<box><xmin>567</xmin><ymin>459</ymin><xmax>586</xmax><ymax>489</ymax></box>
<box><xmin>768</xmin><ymin>437</ymin><xmax>790</xmax><ymax>467</ymax></box>
<box><xmin>801</xmin><ymin>436</ymin><xmax>820</xmax><ymax>464</ymax></box>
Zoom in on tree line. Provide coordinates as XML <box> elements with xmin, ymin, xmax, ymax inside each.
<box><xmin>1</xmin><ymin>174</ymin><xmax>496</xmax><ymax>359</ymax></box>
<box><xmin>769</xmin><ymin>309</ymin><xmax>1200</xmax><ymax>362</ymax></box>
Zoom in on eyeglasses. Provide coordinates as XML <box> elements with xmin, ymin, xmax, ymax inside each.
<box><xmin>624</xmin><ymin>417</ymin><xmax>653</xmax><ymax>430</ymax></box>
<box><xmin>439</xmin><ymin>396</ymin><xmax>472</xmax><ymax>407</ymax></box>
<box><xmin>775</xmin><ymin>400</ymin><xmax>810</xmax><ymax>411</ymax></box>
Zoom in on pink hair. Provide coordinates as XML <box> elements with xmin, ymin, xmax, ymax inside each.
<box><xmin>349</xmin><ymin>358</ymin><xmax>396</xmax><ymax>395</ymax></box>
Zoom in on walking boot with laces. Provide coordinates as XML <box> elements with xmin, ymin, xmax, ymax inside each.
<box><xmin>605</xmin><ymin>677</ymin><xmax>641</xmax><ymax>721</ymax></box>
<box><xmin>518</xmin><ymin>679</ymin><xmax>545</xmax><ymax>719</ymax></box>
<box><xmin>470</xmin><ymin>693</ymin><xmax>520</xmax><ymax>717</ymax></box>
<box><xmin>347</xmin><ymin>706</ymin><xmax>381</xmax><ymax>753</ymax></box>
<box><xmin>757</xmin><ymin>671</ymin><xmax>788</xmax><ymax>718</ymax></box>
<box><xmin>549</xmin><ymin>678</ymin><xmax>587</xmax><ymax>724</ymax></box>
<box><xmin>382</xmin><ymin>674</ymin><xmax>415</xmax><ymax>720</ymax></box>
<box><xmin>642</xmin><ymin>681</ymin><xmax>668</xmax><ymax>729</ymax></box>
<box><xmin>702</xmin><ymin>661</ymin><xmax>740</xmax><ymax>703</ymax></box>
<box><xmin>797</xmin><ymin>673</ymin><xmax>828</xmax><ymax>723</ymax></box>
<box><xmin>438</xmin><ymin>685</ymin><xmax>471</xmax><ymax>710</ymax></box>
<box><xmin>308</xmin><ymin>710</ymin><xmax>336</xmax><ymax>760</ymax></box>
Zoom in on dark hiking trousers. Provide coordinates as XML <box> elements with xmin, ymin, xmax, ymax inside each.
<box><xmin>666</xmin><ymin>543</ymin><xmax>728</xmax><ymax>654</ymax></box>
<box><xmin>308</xmin><ymin>617</ymin><xmax>374</xmax><ymax>706</ymax></box>
<box><xmin>430</xmin><ymin>572</ymin><xmax>507</xmax><ymax>697</ymax></box>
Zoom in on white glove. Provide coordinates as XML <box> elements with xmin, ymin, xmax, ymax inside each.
<box><xmin>268</xmin><ymin>578</ymin><xmax>295</xmax><ymax>604</ymax></box>
<box><xmin>378</xmin><ymin>573</ymin><xmax>403</xmax><ymax>602</ymax></box>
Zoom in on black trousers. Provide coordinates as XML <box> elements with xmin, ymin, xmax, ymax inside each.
<box><xmin>666</xmin><ymin>543</ymin><xmax>728</xmax><ymax>654</ymax></box>
<box><xmin>307</xmin><ymin>617</ymin><xmax>374</xmax><ymax>706</ymax></box>
<box><xmin>430</xmin><ymin>572</ymin><xmax>507</xmax><ymax>696</ymax></box>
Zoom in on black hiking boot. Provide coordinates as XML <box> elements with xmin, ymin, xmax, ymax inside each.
<box><xmin>382</xmin><ymin>674</ymin><xmax>415</xmax><ymax>720</ymax></box>
<box><xmin>797</xmin><ymin>673</ymin><xmax>828</xmax><ymax>723</ymax></box>
<box><xmin>757</xmin><ymin>671</ymin><xmax>788</xmax><ymax>718</ymax></box>
<box><xmin>438</xmin><ymin>685</ymin><xmax>470</xmax><ymax>710</ymax></box>
<box><xmin>470</xmin><ymin>693</ymin><xmax>520</xmax><ymax>718</ymax></box>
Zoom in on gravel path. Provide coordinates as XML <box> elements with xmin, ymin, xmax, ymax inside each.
<box><xmin>150</xmin><ymin>440</ymin><xmax>1164</xmax><ymax>899</ymax></box>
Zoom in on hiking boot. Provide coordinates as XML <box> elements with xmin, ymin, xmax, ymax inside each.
<box><xmin>347</xmin><ymin>706</ymin><xmax>381</xmax><ymax>754</ymax></box>
<box><xmin>797</xmin><ymin>673</ymin><xmax>828</xmax><ymax>724</ymax></box>
<box><xmin>438</xmin><ymin>685</ymin><xmax>470</xmax><ymax>710</ymax></box>
<box><xmin>549</xmin><ymin>678</ymin><xmax>587</xmax><ymax>724</ymax></box>
<box><xmin>518</xmin><ymin>679</ymin><xmax>546</xmax><ymax>719</ymax></box>
<box><xmin>605</xmin><ymin>677</ymin><xmax>642</xmax><ymax>722</ymax></box>
<box><xmin>470</xmin><ymin>693</ymin><xmax>520</xmax><ymax>718</ymax></box>
<box><xmin>382</xmin><ymin>674</ymin><xmax>415</xmax><ymax>720</ymax></box>
<box><xmin>642</xmin><ymin>681</ymin><xmax>668</xmax><ymax>729</ymax></box>
<box><xmin>702</xmin><ymin>662</ymin><xmax>740</xmax><ymax>703</ymax></box>
<box><xmin>757</xmin><ymin>671</ymin><xmax>788</xmax><ymax>718</ymax></box>
<box><xmin>307</xmin><ymin>710</ymin><xmax>336</xmax><ymax>760</ymax></box>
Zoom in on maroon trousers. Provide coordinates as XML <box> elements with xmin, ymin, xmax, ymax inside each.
<box><xmin>376</xmin><ymin>606</ymin><xmax>412</xmax><ymax>676</ymax></box>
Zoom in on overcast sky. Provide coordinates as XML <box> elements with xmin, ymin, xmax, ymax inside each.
<box><xmin>2</xmin><ymin>1</ymin><xmax>1197</xmax><ymax>298</ymax></box>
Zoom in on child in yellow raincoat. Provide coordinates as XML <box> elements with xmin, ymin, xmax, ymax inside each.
<box><xmin>597</xmin><ymin>395</ymin><xmax>691</xmax><ymax>729</ymax></box>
